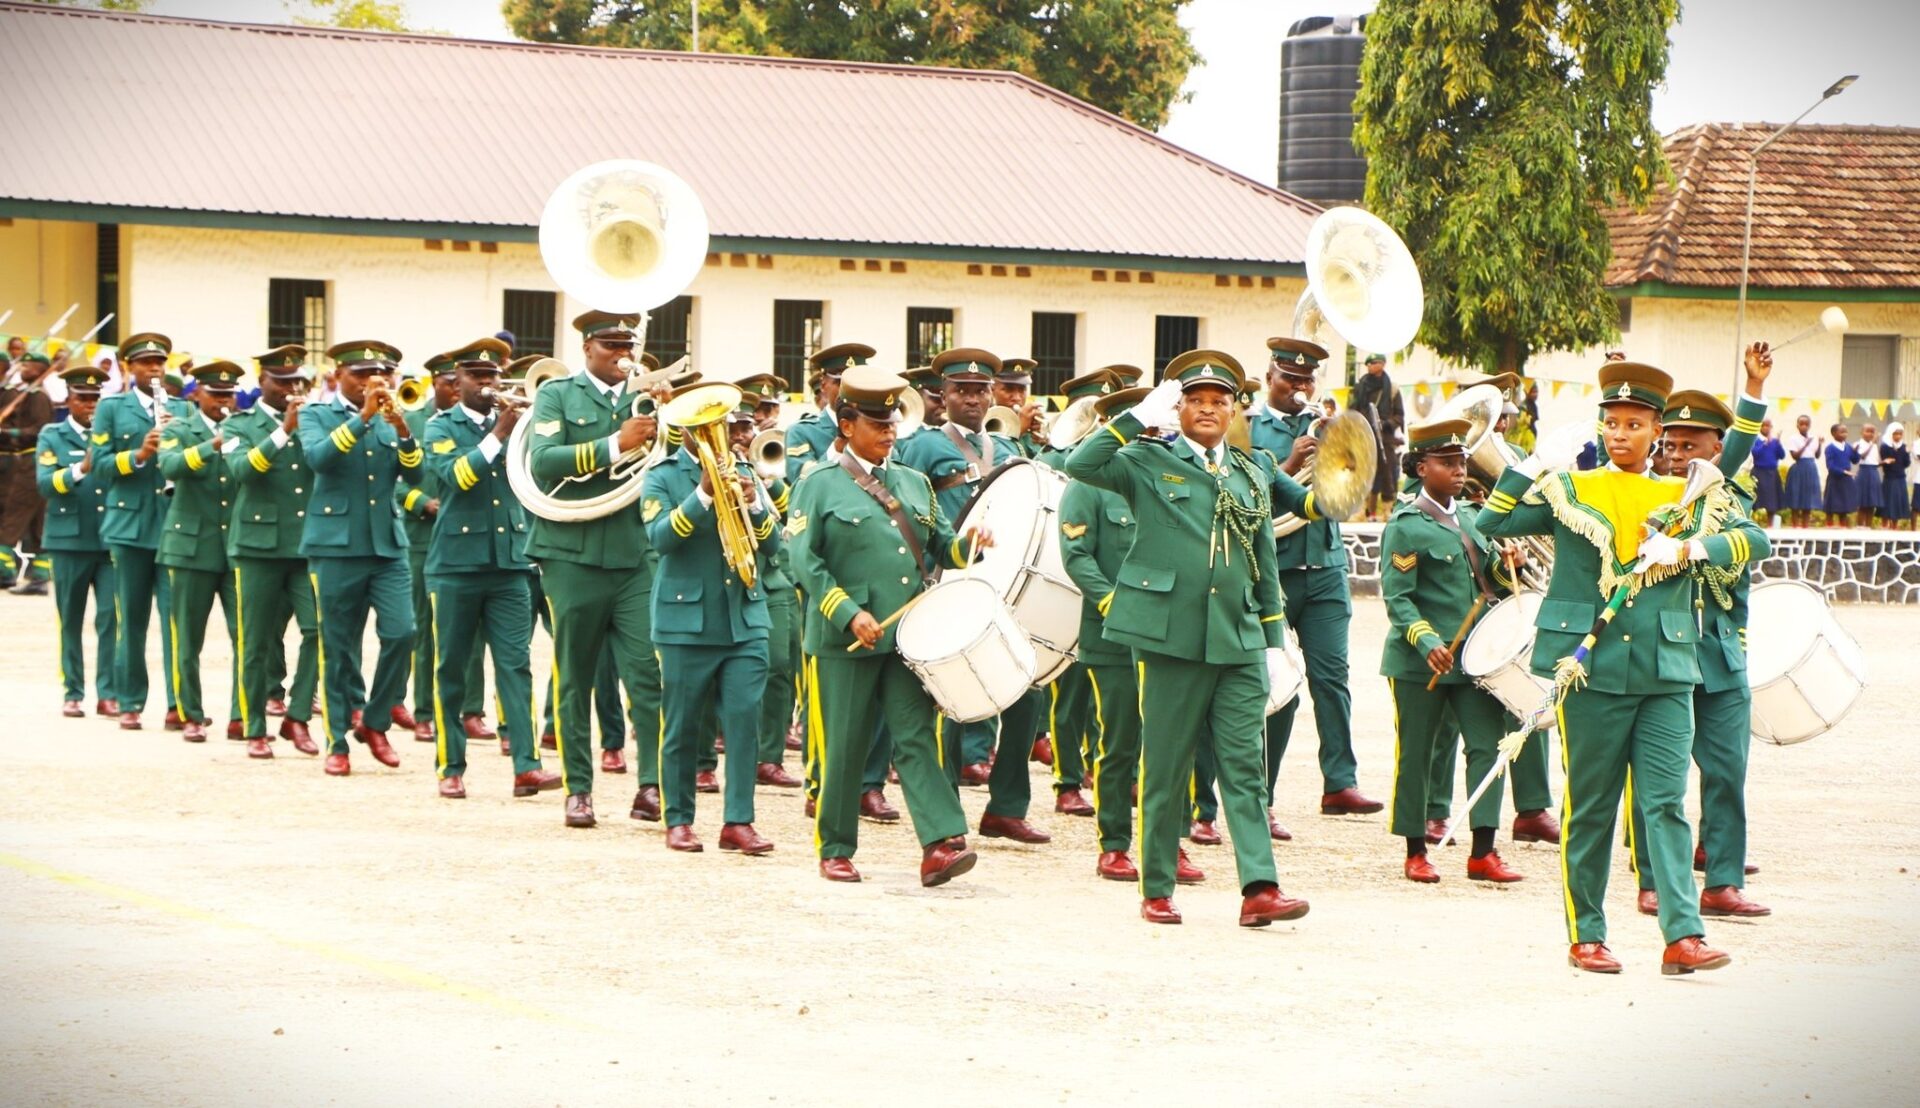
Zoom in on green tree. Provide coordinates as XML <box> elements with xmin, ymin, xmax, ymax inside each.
<box><xmin>27</xmin><ymin>1</ymin><xmax>151</xmax><ymax>11</ymax></box>
<box><xmin>1352</xmin><ymin>0</ymin><xmax>1676</xmax><ymax>374</ymax></box>
<box><xmin>501</xmin><ymin>1</ymin><xmax>1198</xmax><ymax>128</ymax></box>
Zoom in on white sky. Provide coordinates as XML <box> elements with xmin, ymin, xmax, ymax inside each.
<box><xmin>153</xmin><ymin>0</ymin><xmax>1920</xmax><ymax>187</ymax></box>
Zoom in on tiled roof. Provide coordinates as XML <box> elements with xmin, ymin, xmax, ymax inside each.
<box><xmin>0</xmin><ymin>2</ymin><xmax>1319</xmax><ymax>268</ymax></box>
<box><xmin>1606</xmin><ymin>123</ymin><xmax>1920</xmax><ymax>291</ymax></box>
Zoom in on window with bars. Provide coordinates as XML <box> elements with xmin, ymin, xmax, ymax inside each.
<box><xmin>267</xmin><ymin>278</ymin><xmax>327</xmax><ymax>355</ymax></box>
<box><xmin>1030</xmin><ymin>312</ymin><xmax>1078</xmax><ymax>396</ymax></box>
<box><xmin>1154</xmin><ymin>315</ymin><xmax>1200</xmax><ymax>377</ymax></box>
<box><xmin>906</xmin><ymin>307</ymin><xmax>954</xmax><ymax>371</ymax></box>
<box><xmin>644</xmin><ymin>296</ymin><xmax>693</xmax><ymax>366</ymax></box>
<box><xmin>773</xmin><ymin>299</ymin><xmax>823</xmax><ymax>388</ymax></box>
<box><xmin>95</xmin><ymin>224</ymin><xmax>119</xmax><ymax>345</ymax></box>
<box><xmin>502</xmin><ymin>289</ymin><xmax>557</xmax><ymax>357</ymax></box>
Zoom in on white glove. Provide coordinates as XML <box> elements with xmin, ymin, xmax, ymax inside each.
<box><xmin>1129</xmin><ymin>377</ymin><xmax>1183</xmax><ymax>431</ymax></box>
<box><xmin>1533</xmin><ymin>420</ymin><xmax>1589</xmax><ymax>471</ymax></box>
<box><xmin>1633</xmin><ymin>531</ymin><xmax>1684</xmax><ymax>571</ymax></box>
<box><xmin>1508</xmin><ymin>454</ymin><xmax>1546</xmax><ymax>482</ymax></box>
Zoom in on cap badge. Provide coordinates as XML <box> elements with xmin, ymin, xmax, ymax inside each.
<box><xmin>1615</xmin><ymin>382</ymin><xmax>1632</xmax><ymax>399</ymax></box>
<box><xmin>1678</xmin><ymin>405</ymin><xmax>1692</xmax><ymax>420</ymax></box>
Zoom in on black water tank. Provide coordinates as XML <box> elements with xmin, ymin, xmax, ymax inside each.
<box><xmin>1279</xmin><ymin>14</ymin><xmax>1368</xmax><ymax>205</ymax></box>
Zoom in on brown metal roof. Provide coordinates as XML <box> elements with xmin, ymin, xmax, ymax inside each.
<box><xmin>1606</xmin><ymin>122</ymin><xmax>1920</xmax><ymax>291</ymax></box>
<box><xmin>0</xmin><ymin>2</ymin><xmax>1318</xmax><ymax>268</ymax></box>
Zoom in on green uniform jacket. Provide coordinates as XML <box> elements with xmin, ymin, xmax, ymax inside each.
<box><xmin>787</xmin><ymin>458</ymin><xmax>969</xmax><ymax>655</ymax></box>
<box><xmin>1378</xmin><ymin>496</ymin><xmax>1518</xmax><ymax>682</ymax></box>
<box><xmin>297</xmin><ymin>395</ymin><xmax>422</xmax><ymax>559</ymax></box>
<box><xmin>156</xmin><ymin>411</ymin><xmax>234</xmax><ymax>572</ymax></box>
<box><xmin>1695</xmin><ymin>394</ymin><xmax>1770</xmax><ymax>693</ymax></box>
<box><xmin>782</xmin><ymin>409</ymin><xmax>836</xmax><ymax>484</ymax></box>
<box><xmin>402</xmin><ymin>404</ymin><xmax>450</xmax><ymax>551</ymax></box>
<box><xmin>1249</xmin><ymin>406</ymin><xmax>1346</xmax><ymax>569</ymax></box>
<box><xmin>35</xmin><ymin>419</ymin><xmax>109</xmax><ymax>553</ymax></box>
<box><xmin>1057</xmin><ymin>478</ymin><xmax>1137</xmax><ymax>666</ymax></box>
<box><xmin>1064</xmin><ymin>412</ymin><xmax>1300</xmax><ymax>665</ymax></box>
<box><xmin>893</xmin><ymin>423</ymin><xmax>1022</xmax><ymax>524</ymax></box>
<box><xmin>1474</xmin><ymin>465</ymin><xmax>1766</xmax><ymax>696</ymax></box>
<box><xmin>522</xmin><ymin>372</ymin><xmax>651</xmax><ymax>570</ymax></box>
<box><xmin>90</xmin><ymin>390</ymin><xmax>190</xmax><ymax>549</ymax></box>
<box><xmin>641</xmin><ymin>446</ymin><xmax>776</xmax><ymax>646</ymax></box>
<box><xmin>422</xmin><ymin>407</ymin><xmax>533</xmax><ymax>575</ymax></box>
<box><xmin>222</xmin><ymin>403</ymin><xmax>314</xmax><ymax>561</ymax></box>
<box><xmin>759</xmin><ymin>476</ymin><xmax>793</xmax><ymax>590</ymax></box>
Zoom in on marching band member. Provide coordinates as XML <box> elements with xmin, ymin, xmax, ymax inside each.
<box><xmin>1380</xmin><ymin>417</ymin><xmax>1525</xmax><ymax>883</ymax></box>
<box><xmin>0</xmin><ymin>348</ymin><xmax>57</xmax><ymax>594</ymax></box>
<box><xmin>37</xmin><ymin>363</ymin><xmax>119</xmax><ymax>719</ymax></box>
<box><xmin>419</xmin><ymin>339</ymin><xmax>558</xmax><ymax>800</ymax></box>
<box><xmin>401</xmin><ymin>352</ymin><xmax>484</xmax><ymax>745</ymax></box>
<box><xmin>156</xmin><ymin>361</ymin><xmax>242</xmax><ymax>744</ymax></box>
<box><xmin>787</xmin><ymin>366</ymin><xmax>992</xmax><ymax>884</ymax></box>
<box><xmin>729</xmin><ymin>380</ymin><xmax>804</xmax><ymax>789</ymax></box>
<box><xmin>299</xmin><ymin>340</ymin><xmax>422</xmax><ymax>776</ymax></box>
<box><xmin>89</xmin><ymin>332</ymin><xmax>185</xmax><ymax>731</ymax></box>
<box><xmin>223</xmin><ymin>346</ymin><xmax>321</xmax><ymax>758</ymax></box>
<box><xmin>782</xmin><ymin>344</ymin><xmax>867</xmax><ymax>483</ymax></box>
<box><xmin>1476</xmin><ymin>360</ymin><xmax>1764</xmax><ymax>975</ymax></box>
<box><xmin>904</xmin><ymin>365</ymin><xmax>945</xmax><ymax>429</ymax></box>
<box><xmin>993</xmin><ymin>356</ymin><xmax>1045</xmax><ymax>458</ymax></box>
<box><xmin>1065</xmin><ymin>350</ymin><xmax>1313</xmax><ymax>927</ymax></box>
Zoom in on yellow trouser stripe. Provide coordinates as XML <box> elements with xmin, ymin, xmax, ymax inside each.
<box><xmin>1135</xmin><ymin>659</ymin><xmax>1149</xmax><ymax>898</ymax></box>
<box><xmin>310</xmin><ymin>571</ymin><xmax>333</xmax><ymax>746</ymax></box>
<box><xmin>807</xmin><ymin>654</ymin><xmax>826</xmax><ymax>854</ymax></box>
<box><xmin>1556</xmin><ymin>699</ymin><xmax>1577</xmax><ymax>943</ymax></box>
<box><xmin>232</xmin><ymin>566</ymin><xmax>250</xmax><ymax>732</ymax></box>
<box><xmin>430</xmin><ymin>590</ymin><xmax>450</xmax><ymax>778</ymax></box>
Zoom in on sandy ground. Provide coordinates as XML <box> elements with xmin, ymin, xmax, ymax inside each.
<box><xmin>2</xmin><ymin>594</ymin><xmax>1916</xmax><ymax>1106</ymax></box>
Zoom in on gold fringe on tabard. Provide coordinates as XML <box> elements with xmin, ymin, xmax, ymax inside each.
<box><xmin>1531</xmin><ymin>473</ymin><xmax>1740</xmax><ymax>600</ymax></box>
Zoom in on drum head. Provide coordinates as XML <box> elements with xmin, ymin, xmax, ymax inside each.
<box><xmin>952</xmin><ymin>459</ymin><xmax>1057</xmax><ymax>595</ymax></box>
<box><xmin>1746</xmin><ymin>580</ymin><xmax>1859</xmax><ymax>683</ymax></box>
<box><xmin>1460</xmin><ymin>591</ymin><xmax>1542</xmax><ymax>676</ymax></box>
<box><xmin>896</xmin><ymin>578</ymin><xmax>1002</xmax><ymax>660</ymax></box>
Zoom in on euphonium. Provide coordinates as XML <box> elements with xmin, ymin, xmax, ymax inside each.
<box><xmin>664</xmin><ymin>383</ymin><xmax>759</xmax><ymax>588</ymax></box>
<box><xmin>982</xmin><ymin>404</ymin><xmax>1021</xmax><ymax>438</ymax></box>
<box><xmin>748</xmin><ymin>428</ymin><xmax>785</xmax><ymax>481</ymax></box>
<box><xmin>1044</xmin><ymin>395</ymin><xmax>1103</xmax><ymax>450</ymax></box>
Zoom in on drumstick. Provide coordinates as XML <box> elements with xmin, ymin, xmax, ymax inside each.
<box><xmin>844</xmin><ymin>591</ymin><xmax>927</xmax><ymax>652</ymax></box>
<box><xmin>1426</xmin><ymin>593</ymin><xmax>1486</xmax><ymax>692</ymax></box>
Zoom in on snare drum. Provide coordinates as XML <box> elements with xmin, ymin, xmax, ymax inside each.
<box><xmin>1264</xmin><ymin>633</ymin><xmax>1306</xmax><ymax>716</ymax></box>
<box><xmin>895</xmin><ymin>578</ymin><xmax>1038</xmax><ymax>724</ymax></box>
<box><xmin>947</xmin><ymin>459</ymin><xmax>1082</xmax><ymax>684</ymax></box>
<box><xmin>1745</xmin><ymin>580</ymin><xmax>1866</xmax><ymax>745</ymax></box>
<box><xmin>1460</xmin><ymin>591</ymin><xmax>1553</xmax><ymax>723</ymax></box>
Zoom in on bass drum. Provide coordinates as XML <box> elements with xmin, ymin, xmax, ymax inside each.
<box><xmin>945</xmin><ymin>458</ymin><xmax>1082</xmax><ymax>684</ymax></box>
<box><xmin>1459</xmin><ymin>591</ymin><xmax>1553</xmax><ymax>725</ymax></box>
<box><xmin>1744</xmin><ymin>580</ymin><xmax>1866</xmax><ymax>745</ymax></box>
<box><xmin>895</xmin><ymin>578</ymin><xmax>1037</xmax><ymax>724</ymax></box>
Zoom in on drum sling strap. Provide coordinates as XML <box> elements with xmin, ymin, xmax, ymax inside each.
<box><xmin>838</xmin><ymin>453</ymin><xmax>933</xmax><ymax>585</ymax></box>
<box><xmin>1414</xmin><ymin>497</ymin><xmax>1495</xmax><ymax>598</ymax></box>
<box><xmin>941</xmin><ymin>423</ymin><xmax>995</xmax><ymax>489</ymax></box>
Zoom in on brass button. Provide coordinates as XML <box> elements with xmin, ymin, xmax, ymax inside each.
<box><xmin>1621</xmin><ymin>634</ymin><xmax>1632</xmax><ymax>642</ymax></box>
<box><xmin>1625</xmin><ymin>600</ymin><xmax>1634</xmax><ymax>608</ymax></box>
<box><xmin>897</xmin><ymin>546</ymin><xmax>906</xmax><ymax>555</ymax></box>
<box><xmin>297</xmin><ymin>511</ymin><xmax>305</xmax><ymax>518</ymax></box>
<box><xmin>368</xmin><ymin>498</ymin><xmax>376</xmax><ymax>505</ymax></box>
<box><xmin>496</xmin><ymin>527</ymin><xmax>504</xmax><ymax>533</ymax></box>
<box><xmin>294</xmin><ymin>488</ymin><xmax>304</xmax><ymax>494</ymax></box>
<box><xmin>901</xmin><ymin>577</ymin><xmax>910</xmax><ymax>585</ymax></box>
<box><xmin>461</xmin><ymin>526</ymin><xmax>470</xmax><ymax>533</ymax></box>
<box><xmin>1558</xmin><ymin>621</ymin><xmax>1567</xmax><ymax>628</ymax></box>
<box><xmin>493</xmin><ymin>499</ymin><xmax>501</xmax><ymax>506</ymax></box>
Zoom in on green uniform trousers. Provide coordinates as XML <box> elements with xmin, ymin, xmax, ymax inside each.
<box><xmin>51</xmin><ymin>551</ymin><xmax>117</xmax><ymax>703</ymax></box>
<box><xmin>1557</xmin><ymin>687</ymin><xmax>1704</xmax><ymax>945</ymax></box>
<box><xmin>310</xmin><ymin>555</ymin><xmax>414</xmax><ymax>756</ymax></box>
<box><xmin>955</xmin><ymin>717</ymin><xmax>995</xmax><ymax>767</ymax></box>
<box><xmin>232</xmin><ymin>556</ymin><xmax>318</xmax><ymax>737</ymax></box>
<box><xmin>1049</xmin><ymin>664</ymin><xmax>1091</xmax><ymax>791</ymax></box>
<box><xmin>428</xmin><ymin>570</ymin><xmax>539</xmax><ymax>779</ymax></box>
<box><xmin>107</xmin><ymin>544</ymin><xmax>176</xmax><ymax>715</ymax></box>
<box><xmin>1389</xmin><ymin>678</ymin><xmax>1512</xmax><ymax>839</ymax></box>
<box><xmin>758</xmin><ymin>586</ymin><xmax>800</xmax><ymax>764</ymax></box>
<box><xmin>1136</xmin><ymin>649</ymin><xmax>1277</xmax><ymax>899</ymax></box>
<box><xmin>1267</xmin><ymin>565</ymin><xmax>1358</xmax><ymax>794</ymax></box>
<box><xmin>988</xmin><ymin>688</ymin><xmax>1041</xmax><ymax>818</ymax></box>
<box><xmin>540</xmin><ymin>558</ymin><xmax>660</xmax><ymax>798</ymax></box>
<box><xmin>810</xmin><ymin>653</ymin><xmax>966</xmax><ymax>859</ymax></box>
<box><xmin>535</xmin><ymin>565</ymin><xmax>644</xmax><ymax>767</ymax></box>
<box><xmin>1630</xmin><ymin>684</ymin><xmax>1752</xmax><ymax>891</ymax></box>
<box><xmin>165</xmin><ymin>566</ymin><xmax>239</xmax><ymax>726</ymax></box>
<box><xmin>1087</xmin><ymin>662</ymin><xmax>1142</xmax><ymax>852</ymax></box>
<box><xmin>804</xmin><ymin>657</ymin><xmax>892</xmax><ymax>802</ymax></box>
<box><xmin>1425</xmin><ymin>719</ymin><xmax>1553</xmax><ymax>820</ymax></box>
<box><xmin>410</xmin><ymin>548</ymin><xmax>485</xmax><ymax>720</ymax></box>
<box><xmin>660</xmin><ymin>642</ymin><xmax>768</xmax><ymax>827</ymax></box>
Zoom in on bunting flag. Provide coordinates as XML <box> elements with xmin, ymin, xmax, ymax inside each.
<box><xmin>1550</xmin><ymin>380</ymin><xmax>1565</xmax><ymax>398</ymax></box>
<box><xmin>1414</xmin><ymin>382</ymin><xmax>1432</xmax><ymax>397</ymax></box>
<box><xmin>1331</xmin><ymin>386</ymin><xmax>1351</xmax><ymax>405</ymax></box>
<box><xmin>1809</xmin><ymin>399</ymin><xmax>1823</xmax><ymax>414</ymax></box>
<box><xmin>1874</xmin><ymin>400</ymin><xmax>1890</xmax><ymax>419</ymax></box>
<box><xmin>1840</xmin><ymin>399</ymin><xmax>1857</xmax><ymax>417</ymax></box>
<box><xmin>1439</xmin><ymin>381</ymin><xmax>1457</xmax><ymax>399</ymax></box>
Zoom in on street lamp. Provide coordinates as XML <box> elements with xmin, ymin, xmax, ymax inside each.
<box><xmin>1732</xmin><ymin>76</ymin><xmax>1857</xmax><ymax>387</ymax></box>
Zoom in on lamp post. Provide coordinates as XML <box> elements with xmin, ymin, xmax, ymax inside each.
<box><xmin>1732</xmin><ymin>75</ymin><xmax>1856</xmax><ymax>388</ymax></box>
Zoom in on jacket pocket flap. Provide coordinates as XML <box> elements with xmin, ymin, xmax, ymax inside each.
<box><xmin>1535</xmin><ymin>597</ymin><xmax>1593</xmax><ymax>632</ymax></box>
<box><xmin>167</xmin><ymin>515</ymin><xmax>201</xmax><ymax>535</ymax></box>
<box><xmin>661</xmin><ymin>578</ymin><xmax>704</xmax><ymax>602</ymax></box>
<box><xmin>1659</xmin><ymin>609</ymin><xmax>1700</xmax><ymax>643</ymax></box>
<box><xmin>1104</xmin><ymin>505</ymin><xmax>1134</xmax><ymax>526</ymax></box>
<box><xmin>1118</xmin><ymin>560</ymin><xmax>1175</xmax><ymax>593</ymax></box>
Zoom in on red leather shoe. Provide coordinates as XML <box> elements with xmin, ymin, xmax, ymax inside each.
<box><xmin>959</xmin><ymin>762</ymin><xmax>991</xmax><ymax>786</ymax></box>
<box><xmin>1267</xmin><ymin>809</ymin><xmax>1293</xmax><ymax>842</ymax></box>
<box><xmin>438</xmin><ymin>775</ymin><xmax>466</xmax><ymax>799</ymax></box>
<box><xmin>540</xmin><ymin>730</ymin><xmax>557</xmax><ymax>751</ymax></box>
<box><xmin>803</xmin><ymin>796</ymin><xmax>817</xmax><ymax>819</ymax></box>
<box><xmin>96</xmin><ymin>698</ymin><xmax>119</xmax><ymax>717</ymax></box>
<box><xmin>1239</xmin><ymin>886</ymin><xmax>1309</xmax><ymax>927</ymax></box>
<box><xmin>757</xmin><ymin>762</ymin><xmax>802</xmax><ymax>788</ymax></box>
<box><xmin>1175</xmin><ymin>849</ymin><xmax>1205</xmax><ymax>885</ymax></box>
<box><xmin>1661</xmin><ymin>936</ymin><xmax>1731</xmax><ymax>976</ymax></box>
<box><xmin>118</xmin><ymin>712</ymin><xmax>142</xmax><ymax>731</ymax></box>
<box><xmin>279</xmin><ymin>718</ymin><xmax>317</xmax><ymax>756</ymax></box>
<box><xmin>226</xmin><ymin>719</ymin><xmax>244</xmax><ymax>741</ymax></box>
<box><xmin>164</xmin><ymin>708</ymin><xmax>185</xmax><ymax>732</ymax></box>
<box><xmin>182</xmin><ymin>720</ymin><xmax>207</xmax><ymax>743</ymax></box>
<box><xmin>1695</xmin><ymin>844</ymin><xmax>1759</xmax><ymax>876</ymax></box>
<box><xmin>1188</xmin><ymin>819</ymin><xmax>1222</xmax><ymax>846</ymax></box>
<box><xmin>859</xmin><ymin>790</ymin><xmax>901</xmax><ymax>823</ymax></box>
<box><xmin>920</xmin><ymin>836</ymin><xmax>977</xmax><ymax>887</ymax></box>
<box><xmin>462</xmin><ymin>713</ymin><xmax>494</xmax><ymax>739</ymax></box>
<box><xmin>1029</xmin><ymin>735</ymin><xmax>1053</xmax><ymax>766</ymax></box>
<box><xmin>1638</xmin><ymin>889</ymin><xmax>1659</xmax><ymax>916</ymax></box>
<box><xmin>1700</xmin><ymin>886</ymin><xmax>1771</xmax><ymax>918</ymax></box>
<box><xmin>1424</xmin><ymin>821</ymin><xmax>1445</xmax><ymax>844</ymax></box>
<box><xmin>565</xmin><ymin>793</ymin><xmax>596</xmax><ymax>828</ymax></box>
<box><xmin>820</xmin><ymin>857</ymin><xmax>861</xmax><ymax>882</ymax></box>
<box><xmin>888</xmin><ymin>768</ymin><xmax>901</xmax><ymax>785</ymax></box>
<box><xmin>1140</xmin><ymin>897</ymin><xmax>1182</xmax><ymax>925</ymax></box>
<box><xmin>413</xmin><ymin>717</ymin><xmax>435</xmax><ymax>743</ymax></box>
<box><xmin>714</xmin><ymin>733</ymin><xmax>725</xmax><ymax>754</ymax></box>
<box><xmin>629</xmin><ymin>784</ymin><xmax>662</xmax><ymax>821</ymax></box>
<box><xmin>719</xmin><ymin>823</ymin><xmax>774</xmax><ymax>856</ymax></box>
<box><xmin>265</xmin><ymin>697</ymin><xmax>287</xmax><ymax>717</ymax></box>
<box><xmin>1097</xmin><ymin>850</ymin><xmax>1138</xmax><ymax>881</ymax></box>
<box><xmin>1512</xmin><ymin>809</ymin><xmax>1561</xmax><ymax>844</ymax></box>
<box><xmin>512</xmin><ymin>769</ymin><xmax>561</xmax><ymax>797</ymax></box>
<box><xmin>1405</xmin><ymin>854</ymin><xmax>1440</xmax><ymax>883</ymax></box>
<box><xmin>1320</xmin><ymin>787</ymin><xmax>1384</xmax><ymax>815</ymax></box>
<box><xmin>350</xmin><ymin>709</ymin><xmax>363</xmax><ymax>730</ymax></box>
<box><xmin>785</xmin><ymin>719</ymin><xmax>803</xmax><ymax>751</ymax></box>
<box><xmin>323</xmin><ymin>752</ymin><xmax>350</xmax><ymax>777</ymax></box>
<box><xmin>390</xmin><ymin>705</ymin><xmax>417</xmax><ymax>731</ymax></box>
<box><xmin>1467</xmin><ymin>851</ymin><xmax>1525</xmax><ymax>883</ymax></box>
<box><xmin>601</xmin><ymin>749</ymin><xmax>628</xmax><ymax>774</ymax></box>
<box><xmin>62</xmin><ymin>700</ymin><xmax>84</xmax><ymax>718</ymax></box>
<box><xmin>1568</xmin><ymin>942</ymin><xmax>1621</xmax><ymax>973</ymax></box>
<box><xmin>979</xmin><ymin>813</ymin><xmax>1051</xmax><ymax>844</ymax></box>
<box><xmin>1054</xmin><ymin>787</ymin><xmax>1094</xmax><ymax>816</ymax></box>
<box><xmin>694</xmin><ymin>770</ymin><xmax>719</xmax><ymax>794</ymax></box>
<box><xmin>246</xmin><ymin>737</ymin><xmax>273</xmax><ymax>759</ymax></box>
<box><xmin>666</xmin><ymin>824</ymin><xmax>703</xmax><ymax>852</ymax></box>
<box><xmin>353</xmin><ymin>726</ymin><xmax>400</xmax><ymax>768</ymax></box>
<box><xmin>499</xmin><ymin>736</ymin><xmax>510</xmax><ymax>756</ymax></box>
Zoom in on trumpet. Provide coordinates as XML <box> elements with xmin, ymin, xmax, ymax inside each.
<box><xmin>480</xmin><ymin>386</ymin><xmax>533</xmax><ymax>411</ymax></box>
<box><xmin>394</xmin><ymin>376</ymin><xmax>431</xmax><ymax>412</ymax></box>
<box><xmin>983</xmin><ymin>404</ymin><xmax>1021</xmax><ymax>438</ymax></box>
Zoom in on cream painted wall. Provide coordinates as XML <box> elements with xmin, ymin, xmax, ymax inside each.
<box><xmin>0</xmin><ymin>219</ymin><xmax>98</xmax><ymax>340</ymax></box>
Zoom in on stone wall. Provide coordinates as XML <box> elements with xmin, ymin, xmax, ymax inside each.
<box><xmin>1340</xmin><ymin>523</ymin><xmax>1920</xmax><ymax>604</ymax></box>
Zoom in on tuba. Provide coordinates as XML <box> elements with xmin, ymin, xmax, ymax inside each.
<box><xmin>664</xmin><ymin>382</ymin><xmax>761</xmax><ymax>588</ymax></box>
<box><xmin>1429</xmin><ymin>383</ymin><xmax>1554</xmax><ymax>589</ymax></box>
<box><xmin>1044</xmin><ymin>395</ymin><xmax>1103</xmax><ymax>450</ymax></box>
<box><xmin>896</xmin><ymin>387</ymin><xmax>925</xmax><ymax>439</ymax></box>
<box><xmin>508</xmin><ymin>161</ymin><xmax>710</xmax><ymax>523</ymax></box>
